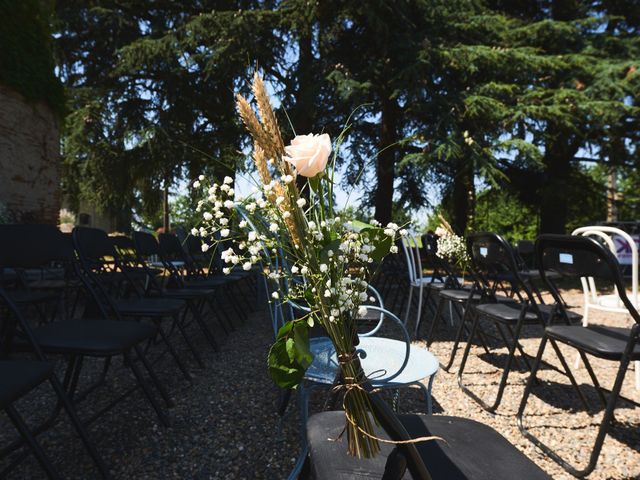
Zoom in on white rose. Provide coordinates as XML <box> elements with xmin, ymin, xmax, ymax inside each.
<box><xmin>284</xmin><ymin>133</ymin><xmax>332</xmax><ymax>177</ymax></box>
<box><xmin>435</xmin><ymin>226</ymin><xmax>448</xmax><ymax>237</ymax></box>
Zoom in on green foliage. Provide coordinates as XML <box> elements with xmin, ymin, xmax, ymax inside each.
<box><xmin>268</xmin><ymin>320</ymin><xmax>313</xmax><ymax>389</ymax></box>
<box><xmin>53</xmin><ymin>0</ymin><xmax>640</xmax><ymax>234</ymax></box>
<box><xmin>475</xmin><ymin>189</ymin><xmax>538</xmax><ymax>242</ymax></box>
<box><xmin>0</xmin><ymin>0</ymin><xmax>65</xmax><ymax>116</ymax></box>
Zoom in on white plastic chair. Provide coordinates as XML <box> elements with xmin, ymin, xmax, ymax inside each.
<box><xmin>572</xmin><ymin>225</ymin><xmax>640</xmax><ymax>389</ymax></box>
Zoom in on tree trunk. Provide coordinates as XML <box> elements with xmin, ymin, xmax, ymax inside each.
<box><xmin>374</xmin><ymin>95</ymin><xmax>399</xmax><ymax>225</ymax></box>
<box><xmin>163</xmin><ymin>177</ymin><xmax>170</xmax><ymax>232</ymax></box>
<box><xmin>450</xmin><ymin>160</ymin><xmax>474</xmax><ymax>234</ymax></box>
<box><xmin>539</xmin><ymin>131</ymin><xmax>577</xmax><ymax>233</ymax></box>
<box><xmin>607</xmin><ymin>164</ymin><xmax>618</xmax><ymax>222</ymax></box>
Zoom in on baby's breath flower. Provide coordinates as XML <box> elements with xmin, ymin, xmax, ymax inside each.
<box><xmin>297</xmin><ymin>198</ymin><xmax>307</xmax><ymax>208</ymax></box>
<box><xmin>203</xmin><ymin>212</ymin><xmax>213</xmax><ymax>221</ymax></box>
<box><xmin>223</xmin><ymin>176</ymin><xmax>233</xmax><ymax>184</ymax></box>
<box><xmin>220</xmin><ymin>229</ymin><xmax>230</xmax><ymax>237</ymax></box>
<box><xmin>319</xmin><ymin>264</ymin><xmax>328</xmax><ymax>273</ymax></box>
<box><xmin>271</xmin><ymin>292</ymin><xmax>279</xmax><ymax>300</ymax></box>
<box><xmin>201</xmin><ymin>243</ymin><xmax>210</xmax><ymax>252</ymax></box>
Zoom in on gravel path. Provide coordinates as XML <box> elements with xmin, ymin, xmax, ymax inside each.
<box><xmin>1</xmin><ymin>289</ymin><xmax>639</xmax><ymax>479</ymax></box>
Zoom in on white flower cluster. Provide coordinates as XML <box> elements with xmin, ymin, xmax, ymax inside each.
<box><xmin>436</xmin><ymin>230</ymin><xmax>470</xmax><ymax>268</ymax></box>
<box><xmin>192</xmin><ymin>173</ymin><xmax>407</xmax><ymax>328</ymax></box>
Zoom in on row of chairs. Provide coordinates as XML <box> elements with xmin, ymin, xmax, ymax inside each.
<box><xmin>0</xmin><ymin>224</ymin><xmax>254</xmax><ymax>478</ymax></box>
<box><xmin>401</xmin><ymin>232</ymin><xmax>639</xmax><ymax>477</ymax></box>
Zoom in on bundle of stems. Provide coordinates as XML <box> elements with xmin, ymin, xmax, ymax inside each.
<box><xmin>236</xmin><ymin>73</ymin><xmax>380</xmax><ymax>458</ymax></box>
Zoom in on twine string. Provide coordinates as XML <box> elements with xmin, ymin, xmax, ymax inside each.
<box><xmin>327</xmin><ymin>362</ymin><xmax>445</xmax><ymax>447</ymax></box>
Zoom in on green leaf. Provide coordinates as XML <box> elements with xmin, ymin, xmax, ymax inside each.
<box><xmin>267</xmin><ymin>320</ymin><xmax>313</xmax><ymax>389</ymax></box>
<box><xmin>361</xmin><ymin>227</ymin><xmax>394</xmax><ymax>262</ymax></box>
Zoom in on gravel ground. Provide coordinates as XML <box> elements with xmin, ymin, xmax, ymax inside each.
<box><xmin>1</xmin><ymin>287</ymin><xmax>639</xmax><ymax>479</ymax></box>
<box><xmin>415</xmin><ymin>289</ymin><xmax>640</xmax><ymax>480</ymax></box>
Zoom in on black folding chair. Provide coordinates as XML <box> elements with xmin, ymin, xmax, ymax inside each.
<box><xmin>455</xmin><ymin>232</ymin><xmax>551</xmax><ymax>413</ymax></box>
<box><xmin>304</xmin><ymin>381</ymin><xmax>550</xmax><ymax>479</ymax></box>
<box><xmin>131</xmin><ymin>231</ymin><xmax>221</xmax><ymax>354</ymax></box>
<box><xmin>517</xmin><ymin>234</ymin><xmax>640</xmax><ymax>477</ymax></box>
<box><xmin>184</xmin><ymin>234</ymin><xmax>254</xmax><ymax>322</ymax></box>
<box><xmin>157</xmin><ymin>232</ymin><xmax>234</xmax><ymax>332</ymax></box>
<box><xmin>72</xmin><ymin>227</ymin><xmax>195</xmax><ymax>381</ymax></box>
<box><xmin>0</xmin><ymin>225</ymin><xmax>172</xmax><ymax>428</ymax></box>
<box><xmin>0</xmin><ymin>288</ymin><xmax>110</xmax><ymax>478</ymax></box>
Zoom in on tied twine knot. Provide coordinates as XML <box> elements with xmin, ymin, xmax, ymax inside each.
<box><xmin>328</xmin><ymin>357</ymin><xmax>445</xmax><ymax>447</ymax></box>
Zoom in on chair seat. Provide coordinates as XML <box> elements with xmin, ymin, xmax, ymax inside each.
<box><xmin>114</xmin><ymin>298</ymin><xmax>185</xmax><ymax>316</ymax></box>
<box><xmin>0</xmin><ymin>360</ymin><xmax>53</xmax><ymax>408</ymax></box>
<box><xmin>183</xmin><ymin>277</ymin><xmax>232</xmax><ymax>289</ymax></box>
<box><xmin>304</xmin><ymin>338</ymin><xmax>439</xmax><ymax>386</ymax></box>
<box><xmin>28</xmin><ymin>319</ymin><xmax>157</xmax><ymax>356</ymax></box>
<box><xmin>474</xmin><ymin>303</ymin><xmax>539</xmax><ymax>323</ymax></box>
<box><xmin>410</xmin><ymin>277</ymin><xmax>444</xmax><ymax>287</ymax></box>
<box><xmin>439</xmin><ymin>289</ymin><xmax>481</xmax><ymax>302</ymax></box>
<box><xmin>546</xmin><ymin>325</ymin><xmax>640</xmax><ymax>361</ymax></box>
<box><xmin>537</xmin><ymin>303</ymin><xmax>582</xmax><ymax>324</ymax></box>
<box><xmin>152</xmin><ymin>288</ymin><xmax>215</xmax><ymax>299</ymax></box>
<box><xmin>28</xmin><ymin>279</ymin><xmax>81</xmax><ymax>290</ymax></box>
<box><xmin>6</xmin><ymin>290</ymin><xmax>58</xmax><ymax>304</ymax></box>
<box><xmin>306</xmin><ymin>411</ymin><xmax>550</xmax><ymax>479</ymax></box>
<box><xmin>519</xmin><ymin>269</ymin><xmax>562</xmax><ymax>281</ymax></box>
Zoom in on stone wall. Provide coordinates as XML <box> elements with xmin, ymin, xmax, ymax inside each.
<box><xmin>0</xmin><ymin>84</ymin><xmax>60</xmax><ymax>224</ymax></box>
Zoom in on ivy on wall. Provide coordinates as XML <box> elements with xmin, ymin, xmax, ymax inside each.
<box><xmin>0</xmin><ymin>0</ymin><xmax>64</xmax><ymax>117</ymax></box>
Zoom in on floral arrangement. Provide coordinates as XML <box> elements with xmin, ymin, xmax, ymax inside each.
<box><xmin>435</xmin><ymin>215</ymin><xmax>470</xmax><ymax>270</ymax></box>
<box><xmin>192</xmin><ymin>74</ymin><xmax>406</xmax><ymax>458</ymax></box>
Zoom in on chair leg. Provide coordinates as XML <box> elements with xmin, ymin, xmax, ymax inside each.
<box><xmin>189</xmin><ymin>299</ymin><xmax>219</xmax><ymax>352</ymax></box>
<box><xmin>457</xmin><ymin>315</ymin><xmax>525</xmax><ymax>413</ymax></box>
<box><xmin>403</xmin><ymin>287</ymin><xmax>414</xmax><ymax>326</ymax></box>
<box><xmin>441</xmin><ymin>304</ymin><xmax>474</xmax><ymax>372</ymax></box>
<box><xmin>205</xmin><ymin>295</ymin><xmax>230</xmax><ymax>335</ymax></box>
<box><xmin>48</xmin><ymin>376</ymin><xmax>111</xmax><ymax>479</ymax></box>
<box><xmin>173</xmin><ymin>312</ymin><xmax>205</xmax><ymax>368</ymax></box>
<box><xmin>548</xmin><ymin>339</ymin><xmax>591</xmax><ymax>411</ymax></box>
<box><xmin>415</xmin><ymin>284</ymin><xmax>424</xmax><ymax>332</ymax></box>
<box><xmin>424</xmin><ymin>296</ymin><xmax>445</xmax><ymax>345</ymax></box>
<box><xmin>124</xmin><ymin>351</ymin><xmax>170</xmax><ymax>427</ymax></box>
<box><xmin>134</xmin><ymin>345</ymin><xmax>174</xmax><ymax>408</ymax></box>
<box><xmin>155</xmin><ymin>320</ymin><xmax>192</xmax><ymax>381</ymax></box>
<box><xmin>519</xmin><ymin>335</ymin><xmax>634</xmax><ymax>477</ymax></box>
<box><xmin>4</xmin><ymin>405</ymin><xmax>62</xmax><ymax>480</ymax></box>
